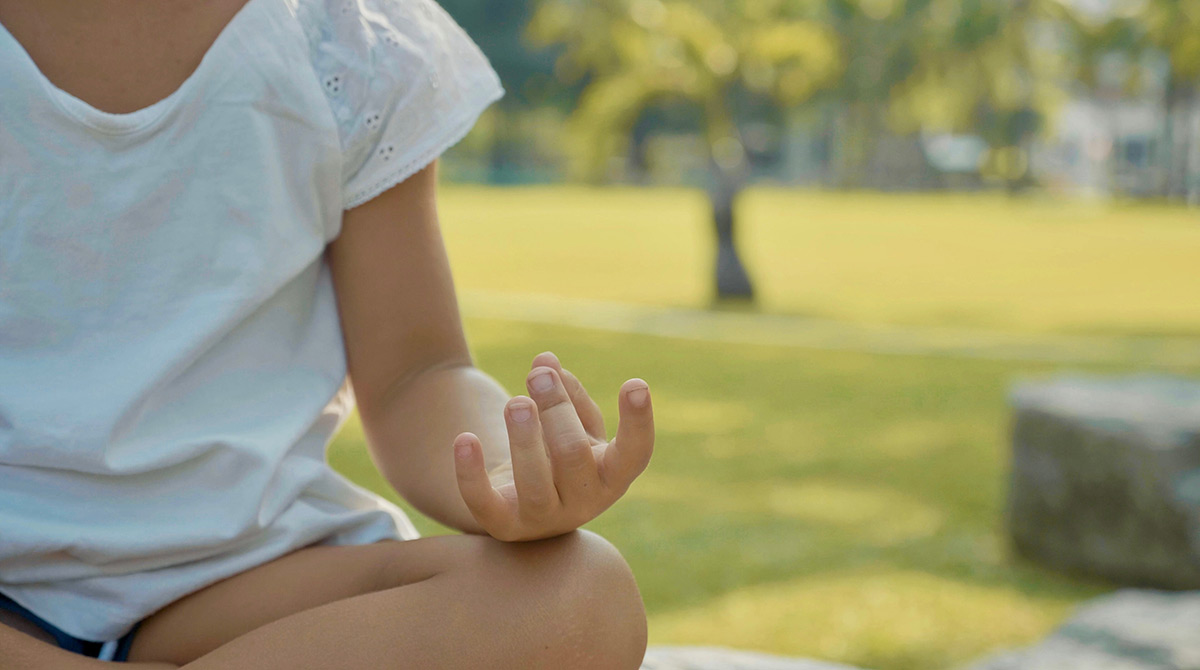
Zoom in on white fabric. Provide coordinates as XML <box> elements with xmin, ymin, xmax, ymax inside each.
<box><xmin>96</xmin><ymin>640</ymin><xmax>119</xmax><ymax>662</ymax></box>
<box><xmin>0</xmin><ymin>0</ymin><xmax>503</xmax><ymax>642</ymax></box>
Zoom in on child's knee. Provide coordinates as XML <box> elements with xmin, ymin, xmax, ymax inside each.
<box><xmin>472</xmin><ymin>530</ymin><xmax>647</xmax><ymax>668</ymax></box>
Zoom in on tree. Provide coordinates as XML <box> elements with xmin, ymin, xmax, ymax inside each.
<box><xmin>526</xmin><ymin>0</ymin><xmax>840</xmax><ymax>302</ymax></box>
<box><xmin>844</xmin><ymin>0</ymin><xmax>1076</xmax><ymax>192</ymax></box>
<box><xmin>809</xmin><ymin>0</ymin><xmax>943</xmax><ymax>188</ymax></box>
<box><xmin>439</xmin><ymin>0</ymin><xmax>562</xmax><ymax>182</ymax></box>
<box><xmin>1136</xmin><ymin>0</ymin><xmax>1200</xmax><ymax>199</ymax></box>
<box><xmin>1046</xmin><ymin>0</ymin><xmax>1200</xmax><ymax>201</ymax></box>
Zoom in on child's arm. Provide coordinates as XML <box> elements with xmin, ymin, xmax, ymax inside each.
<box><xmin>328</xmin><ymin>160</ymin><xmax>500</xmax><ymax>535</ymax></box>
<box><xmin>327</xmin><ymin>161</ymin><xmax>654</xmax><ymax>540</ymax></box>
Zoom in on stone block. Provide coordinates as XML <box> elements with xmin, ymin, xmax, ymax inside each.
<box><xmin>1007</xmin><ymin>375</ymin><xmax>1200</xmax><ymax>588</ymax></box>
<box><xmin>642</xmin><ymin>646</ymin><xmax>867</xmax><ymax>670</ymax></box>
<box><xmin>965</xmin><ymin>589</ymin><xmax>1200</xmax><ymax>670</ymax></box>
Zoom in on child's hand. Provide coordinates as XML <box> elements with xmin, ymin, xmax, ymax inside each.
<box><xmin>452</xmin><ymin>351</ymin><xmax>654</xmax><ymax>542</ymax></box>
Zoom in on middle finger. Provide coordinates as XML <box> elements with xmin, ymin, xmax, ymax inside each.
<box><xmin>526</xmin><ymin>366</ymin><xmax>601</xmax><ymax>502</ymax></box>
<box><xmin>531</xmin><ymin>352</ymin><xmax>606</xmax><ymax>440</ymax></box>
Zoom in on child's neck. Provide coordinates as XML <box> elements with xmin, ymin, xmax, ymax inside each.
<box><xmin>0</xmin><ymin>0</ymin><xmax>251</xmax><ymax>115</ymax></box>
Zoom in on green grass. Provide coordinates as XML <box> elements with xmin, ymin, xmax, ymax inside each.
<box><xmin>326</xmin><ymin>188</ymin><xmax>1200</xmax><ymax>670</ymax></box>
<box><xmin>437</xmin><ymin>187</ymin><xmax>1200</xmax><ymax>336</ymax></box>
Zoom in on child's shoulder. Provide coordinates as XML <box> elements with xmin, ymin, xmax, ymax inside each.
<box><xmin>285</xmin><ymin>0</ymin><xmax>504</xmax><ymax>209</ymax></box>
<box><xmin>289</xmin><ymin>0</ymin><xmax>499</xmax><ymax>108</ymax></box>
<box><xmin>291</xmin><ymin>0</ymin><xmax>470</xmax><ymax>58</ymax></box>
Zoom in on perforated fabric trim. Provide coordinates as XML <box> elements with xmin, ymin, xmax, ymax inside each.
<box><xmin>295</xmin><ymin>0</ymin><xmax>504</xmax><ymax>211</ymax></box>
<box><xmin>343</xmin><ymin>85</ymin><xmax>502</xmax><ymax>210</ymax></box>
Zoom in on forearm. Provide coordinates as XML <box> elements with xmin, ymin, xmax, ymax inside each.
<box><xmin>357</xmin><ymin>362</ymin><xmax>513</xmax><ymax>535</ymax></box>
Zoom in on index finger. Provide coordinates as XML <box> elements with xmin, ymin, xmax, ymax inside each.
<box><xmin>453</xmin><ymin>433</ymin><xmax>516</xmax><ymax>536</ymax></box>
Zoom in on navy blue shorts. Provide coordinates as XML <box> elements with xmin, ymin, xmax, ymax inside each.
<box><xmin>0</xmin><ymin>592</ymin><xmax>141</xmax><ymax>662</ymax></box>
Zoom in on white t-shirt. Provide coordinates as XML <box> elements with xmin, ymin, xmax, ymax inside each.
<box><xmin>0</xmin><ymin>0</ymin><xmax>503</xmax><ymax>643</ymax></box>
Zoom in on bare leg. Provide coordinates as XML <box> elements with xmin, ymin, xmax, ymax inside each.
<box><xmin>0</xmin><ymin>623</ymin><xmax>176</xmax><ymax>670</ymax></box>
<box><xmin>124</xmin><ymin>529</ymin><xmax>645</xmax><ymax>669</ymax></box>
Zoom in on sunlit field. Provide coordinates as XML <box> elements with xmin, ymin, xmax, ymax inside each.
<box><xmin>437</xmin><ymin>186</ymin><xmax>1200</xmax><ymax>336</ymax></box>
<box><xmin>327</xmin><ymin>188</ymin><xmax>1200</xmax><ymax>670</ymax></box>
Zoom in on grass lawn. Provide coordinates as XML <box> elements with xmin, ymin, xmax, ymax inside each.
<box><xmin>327</xmin><ymin>188</ymin><xmax>1200</xmax><ymax>670</ymax></box>
<box><xmin>437</xmin><ymin>187</ymin><xmax>1200</xmax><ymax>337</ymax></box>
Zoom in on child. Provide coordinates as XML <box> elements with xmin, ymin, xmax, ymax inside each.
<box><xmin>0</xmin><ymin>0</ymin><xmax>654</xmax><ymax>667</ymax></box>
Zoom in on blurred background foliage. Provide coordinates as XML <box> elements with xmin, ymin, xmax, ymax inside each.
<box><xmin>441</xmin><ymin>0</ymin><xmax>1200</xmax><ymax>202</ymax></box>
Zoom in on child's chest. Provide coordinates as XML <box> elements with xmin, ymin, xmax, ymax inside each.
<box><xmin>0</xmin><ymin>0</ymin><xmax>252</xmax><ymax>115</ymax></box>
<box><xmin>0</xmin><ymin>0</ymin><xmax>348</xmax><ymax>333</ymax></box>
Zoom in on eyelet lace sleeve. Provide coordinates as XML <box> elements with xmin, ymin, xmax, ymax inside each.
<box><xmin>298</xmin><ymin>0</ymin><xmax>504</xmax><ymax>211</ymax></box>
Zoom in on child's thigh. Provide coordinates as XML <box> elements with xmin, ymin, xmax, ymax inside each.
<box><xmin>127</xmin><ymin>535</ymin><xmax>477</xmax><ymax>666</ymax></box>
<box><xmin>0</xmin><ymin>621</ymin><xmax>177</xmax><ymax>670</ymax></box>
<box><xmin>138</xmin><ymin>529</ymin><xmax>644</xmax><ymax>670</ymax></box>
<box><xmin>0</xmin><ymin>607</ymin><xmax>56</xmax><ymax>646</ymax></box>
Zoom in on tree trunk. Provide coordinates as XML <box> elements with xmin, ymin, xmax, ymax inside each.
<box><xmin>627</xmin><ymin>115</ymin><xmax>653</xmax><ymax>185</ymax></box>
<box><xmin>1160</xmin><ymin>77</ymin><xmax>1181</xmax><ymax>200</ymax></box>
<box><xmin>1187</xmin><ymin>95</ymin><xmax>1200</xmax><ymax>206</ymax></box>
<box><xmin>1168</xmin><ymin>89</ymin><xmax>1196</xmax><ymax>202</ymax></box>
<box><xmin>488</xmin><ymin>106</ymin><xmax>512</xmax><ymax>184</ymax></box>
<box><xmin>831</xmin><ymin>102</ymin><xmax>879</xmax><ymax>189</ymax></box>
<box><xmin>707</xmin><ymin>162</ymin><xmax>754</xmax><ymax>303</ymax></box>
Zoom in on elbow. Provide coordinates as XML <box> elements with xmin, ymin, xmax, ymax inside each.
<box><xmin>355</xmin><ymin>353</ymin><xmax>475</xmax><ymax>422</ymax></box>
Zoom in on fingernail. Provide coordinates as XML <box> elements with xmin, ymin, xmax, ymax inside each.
<box><xmin>530</xmin><ymin>372</ymin><xmax>553</xmax><ymax>393</ymax></box>
<box><xmin>455</xmin><ymin>441</ymin><xmax>472</xmax><ymax>460</ymax></box>
<box><xmin>628</xmin><ymin>387</ymin><xmax>649</xmax><ymax>408</ymax></box>
<box><xmin>510</xmin><ymin>402</ymin><xmax>531</xmax><ymax>423</ymax></box>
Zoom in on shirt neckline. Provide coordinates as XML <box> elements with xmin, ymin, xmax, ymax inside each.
<box><xmin>0</xmin><ymin>0</ymin><xmax>268</xmax><ymax>136</ymax></box>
